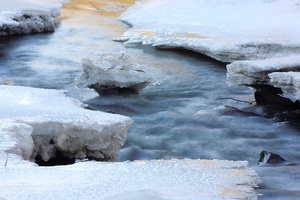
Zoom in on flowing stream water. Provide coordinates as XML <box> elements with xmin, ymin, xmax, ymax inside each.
<box><xmin>0</xmin><ymin>1</ymin><xmax>300</xmax><ymax>199</ymax></box>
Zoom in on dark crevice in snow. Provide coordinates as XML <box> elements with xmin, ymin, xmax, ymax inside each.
<box><xmin>35</xmin><ymin>150</ymin><xmax>76</xmax><ymax>166</ymax></box>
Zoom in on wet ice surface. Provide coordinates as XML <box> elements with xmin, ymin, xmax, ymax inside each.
<box><xmin>0</xmin><ymin>3</ymin><xmax>300</xmax><ymax>199</ymax></box>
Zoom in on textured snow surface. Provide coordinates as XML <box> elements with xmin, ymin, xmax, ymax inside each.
<box><xmin>0</xmin><ymin>0</ymin><xmax>63</xmax><ymax>35</ymax></box>
<box><xmin>0</xmin><ymin>159</ymin><xmax>260</xmax><ymax>200</ymax></box>
<box><xmin>118</xmin><ymin>0</ymin><xmax>300</xmax><ymax>62</ymax></box>
<box><xmin>76</xmin><ymin>53</ymin><xmax>165</xmax><ymax>93</ymax></box>
<box><xmin>0</xmin><ymin>85</ymin><xmax>132</xmax><ymax>162</ymax></box>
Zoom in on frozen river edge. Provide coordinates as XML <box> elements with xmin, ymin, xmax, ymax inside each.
<box><xmin>0</xmin><ymin>0</ymin><xmax>268</xmax><ymax>199</ymax></box>
<box><xmin>0</xmin><ymin>85</ymin><xmax>260</xmax><ymax>199</ymax></box>
<box><xmin>117</xmin><ymin>0</ymin><xmax>300</xmax><ymax>114</ymax></box>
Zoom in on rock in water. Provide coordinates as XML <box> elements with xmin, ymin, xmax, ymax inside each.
<box><xmin>258</xmin><ymin>150</ymin><xmax>286</xmax><ymax>165</ymax></box>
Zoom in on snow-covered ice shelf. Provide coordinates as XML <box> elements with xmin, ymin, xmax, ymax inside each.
<box><xmin>0</xmin><ymin>85</ymin><xmax>133</xmax><ymax>163</ymax></box>
<box><xmin>0</xmin><ymin>159</ymin><xmax>260</xmax><ymax>200</ymax></box>
<box><xmin>117</xmin><ymin>0</ymin><xmax>300</xmax><ymax>100</ymax></box>
<box><xmin>0</xmin><ymin>0</ymin><xmax>63</xmax><ymax>35</ymax></box>
<box><xmin>117</xmin><ymin>0</ymin><xmax>300</xmax><ymax>62</ymax></box>
<box><xmin>76</xmin><ymin>53</ymin><xmax>165</xmax><ymax>95</ymax></box>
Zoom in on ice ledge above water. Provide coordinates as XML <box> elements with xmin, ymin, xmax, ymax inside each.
<box><xmin>0</xmin><ymin>85</ymin><xmax>133</xmax><ymax>163</ymax></box>
<box><xmin>226</xmin><ymin>56</ymin><xmax>300</xmax><ymax>99</ymax></box>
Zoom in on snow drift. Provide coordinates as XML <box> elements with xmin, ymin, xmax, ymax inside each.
<box><xmin>0</xmin><ymin>0</ymin><xmax>63</xmax><ymax>35</ymax></box>
<box><xmin>0</xmin><ymin>85</ymin><xmax>132</xmax><ymax>163</ymax></box>
<box><xmin>76</xmin><ymin>53</ymin><xmax>165</xmax><ymax>95</ymax></box>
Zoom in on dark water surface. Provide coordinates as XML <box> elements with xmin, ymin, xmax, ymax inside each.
<box><xmin>0</xmin><ymin>4</ymin><xmax>299</xmax><ymax>199</ymax></box>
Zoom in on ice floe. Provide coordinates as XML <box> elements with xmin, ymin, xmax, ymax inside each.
<box><xmin>76</xmin><ymin>53</ymin><xmax>165</xmax><ymax>95</ymax></box>
<box><xmin>0</xmin><ymin>85</ymin><xmax>133</xmax><ymax>163</ymax></box>
<box><xmin>0</xmin><ymin>0</ymin><xmax>63</xmax><ymax>35</ymax></box>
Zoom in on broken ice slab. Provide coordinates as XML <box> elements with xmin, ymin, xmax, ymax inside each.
<box><xmin>226</xmin><ymin>56</ymin><xmax>300</xmax><ymax>100</ymax></box>
<box><xmin>0</xmin><ymin>85</ymin><xmax>132</xmax><ymax>163</ymax></box>
<box><xmin>75</xmin><ymin>53</ymin><xmax>165</xmax><ymax>95</ymax></box>
<box><xmin>269</xmin><ymin>71</ymin><xmax>300</xmax><ymax>100</ymax></box>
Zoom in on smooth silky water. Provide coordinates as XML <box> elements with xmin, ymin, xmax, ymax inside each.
<box><xmin>0</xmin><ymin>1</ymin><xmax>299</xmax><ymax>199</ymax></box>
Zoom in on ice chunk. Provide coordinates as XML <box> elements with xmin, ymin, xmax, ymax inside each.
<box><xmin>0</xmin><ymin>85</ymin><xmax>132</xmax><ymax>163</ymax></box>
<box><xmin>76</xmin><ymin>53</ymin><xmax>165</xmax><ymax>95</ymax></box>
<box><xmin>0</xmin><ymin>0</ymin><xmax>63</xmax><ymax>35</ymax></box>
<box><xmin>0</xmin><ymin>159</ymin><xmax>260</xmax><ymax>199</ymax></box>
<box><xmin>226</xmin><ymin>56</ymin><xmax>300</xmax><ymax>99</ymax></box>
<box><xmin>269</xmin><ymin>72</ymin><xmax>300</xmax><ymax>99</ymax></box>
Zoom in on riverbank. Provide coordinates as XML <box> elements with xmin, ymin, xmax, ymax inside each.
<box><xmin>117</xmin><ymin>0</ymin><xmax>300</xmax><ymax>124</ymax></box>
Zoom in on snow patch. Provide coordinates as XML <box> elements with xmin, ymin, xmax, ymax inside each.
<box><xmin>0</xmin><ymin>159</ymin><xmax>260</xmax><ymax>199</ymax></box>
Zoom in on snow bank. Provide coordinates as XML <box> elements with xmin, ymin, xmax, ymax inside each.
<box><xmin>117</xmin><ymin>0</ymin><xmax>300</xmax><ymax>63</ymax></box>
<box><xmin>0</xmin><ymin>0</ymin><xmax>63</xmax><ymax>35</ymax></box>
<box><xmin>76</xmin><ymin>53</ymin><xmax>165</xmax><ymax>95</ymax></box>
<box><xmin>117</xmin><ymin>0</ymin><xmax>300</xmax><ymax>100</ymax></box>
<box><xmin>0</xmin><ymin>159</ymin><xmax>260</xmax><ymax>199</ymax></box>
<box><xmin>0</xmin><ymin>85</ymin><xmax>132</xmax><ymax>162</ymax></box>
